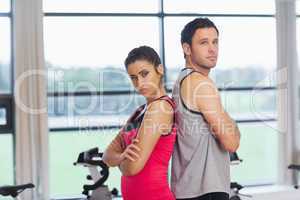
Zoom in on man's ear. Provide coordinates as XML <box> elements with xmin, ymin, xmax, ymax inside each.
<box><xmin>182</xmin><ymin>43</ymin><xmax>191</xmax><ymax>57</ymax></box>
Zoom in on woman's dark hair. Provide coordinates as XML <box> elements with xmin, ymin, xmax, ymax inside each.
<box><xmin>124</xmin><ymin>46</ymin><xmax>161</xmax><ymax>69</ymax></box>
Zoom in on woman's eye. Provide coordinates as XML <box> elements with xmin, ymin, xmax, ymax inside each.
<box><xmin>131</xmin><ymin>77</ymin><xmax>137</xmax><ymax>81</ymax></box>
<box><xmin>141</xmin><ymin>71</ymin><xmax>149</xmax><ymax>77</ymax></box>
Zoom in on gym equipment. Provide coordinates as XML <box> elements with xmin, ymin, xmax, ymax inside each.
<box><xmin>0</xmin><ymin>183</ymin><xmax>34</xmax><ymax>200</ymax></box>
<box><xmin>288</xmin><ymin>164</ymin><xmax>300</xmax><ymax>189</ymax></box>
<box><xmin>74</xmin><ymin>147</ymin><xmax>119</xmax><ymax>200</ymax></box>
<box><xmin>229</xmin><ymin>152</ymin><xmax>252</xmax><ymax>200</ymax></box>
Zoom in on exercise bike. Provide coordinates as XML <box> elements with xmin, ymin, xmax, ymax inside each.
<box><xmin>229</xmin><ymin>152</ymin><xmax>252</xmax><ymax>200</ymax></box>
<box><xmin>0</xmin><ymin>183</ymin><xmax>34</xmax><ymax>200</ymax></box>
<box><xmin>288</xmin><ymin>164</ymin><xmax>300</xmax><ymax>189</ymax></box>
<box><xmin>74</xmin><ymin>147</ymin><xmax>119</xmax><ymax>200</ymax></box>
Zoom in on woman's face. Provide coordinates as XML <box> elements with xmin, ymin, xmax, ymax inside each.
<box><xmin>127</xmin><ymin>60</ymin><xmax>163</xmax><ymax>99</ymax></box>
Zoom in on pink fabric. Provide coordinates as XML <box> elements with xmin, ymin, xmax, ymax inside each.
<box><xmin>120</xmin><ymin>96</ymin><xmax>176</xmax><ymax>200</ymax></box>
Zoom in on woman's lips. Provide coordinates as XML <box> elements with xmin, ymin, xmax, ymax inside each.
<box><xmin>139</xmin><ymin>88</ymin><xmax>148</xmax><ymax>94</ymax></box>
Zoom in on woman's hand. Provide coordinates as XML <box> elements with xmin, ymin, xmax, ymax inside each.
<box><xmin>120</xmin><ymin>139</ymin><xmax>141</xmax><ymax>162</ymax></box>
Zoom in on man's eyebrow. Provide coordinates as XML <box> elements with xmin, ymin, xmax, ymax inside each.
<box><xmin>199</xmin><ymin>38</ymin><xmax>209</xmax><ymax>41</ymax></box>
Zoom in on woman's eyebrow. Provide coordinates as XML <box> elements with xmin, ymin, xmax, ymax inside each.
<box><xmin>129</xmin><ymin>74</ymin><xmax>137</xmax><ymax>77</ymax></box>
<box><xmin>138</xmin><ymin>69</ymin><xmax>148</xmax><ymax>75</ymax></box>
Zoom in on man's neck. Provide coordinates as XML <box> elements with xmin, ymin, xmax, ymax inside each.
<box><xmin>185</xmin><ymin>62</ymin><xmax>210</xmax><ymax>76</ymax></box>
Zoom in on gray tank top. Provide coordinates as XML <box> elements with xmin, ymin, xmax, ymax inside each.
<box><xmin>171</xmin><ymin>68</ymin><xmax>230</xmax><ymax>199</ymax></box>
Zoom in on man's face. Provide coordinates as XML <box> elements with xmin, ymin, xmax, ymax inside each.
<box><xmin>187</xmin><ymin>27</ymin><xmax>219</xmax><ymax>69</ymax></box>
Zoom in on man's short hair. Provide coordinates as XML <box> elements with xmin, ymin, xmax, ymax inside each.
<box><xmin>181</xmin><ymin>17</ymin><xmax>219</xmax><ymax>45</ymax></box>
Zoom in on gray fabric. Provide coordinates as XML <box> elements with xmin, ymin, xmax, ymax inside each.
<box><xmin>171</xmin><ymin>68</ymin><xmax>230</xmax><ymax>199</ymax></box>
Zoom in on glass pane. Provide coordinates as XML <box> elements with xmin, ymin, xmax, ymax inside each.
<box><xmin>164</xmin><ymin>17</ymin><xmax>276</xmax><ymax>88</ymax></box>
<box><xmin>0</xmin><ymin>18</ymin><xmax>11</xmax><ymax>94</ymax></box>
<box><xmin>297</xmin><ymin>1</ymin><xmax>300</xmax><ymax>15</ymax></box>
<box><xmin>231</xmin><ymin>122</ymin><xmax>278</xmax><ymax>184</ymax></box>
<box><xmin>0</xmin><ymin>134</ymin><xmax>14</xmax><ymax>185</ymax></box>
<box><xmin>49</xmin><ymin>130</ymin><xmax>121</xmax><ymax>198</ymax></box>
<box><xmin>45</xmin><ymin>17</ymin><xmax>160</xmax><ymax>92</ymax></box>
<box><xmin>0</xmin><ymin>0</ymin><xmax>10</xmax><ymax>12</ymax></box>
<box><xmin>48</xmin><ymin>94</ymin><xmax>145</xmax><ymax>128</ymax></box>
<box><xmin>220</xmin><ymin>90</ymin><xmax>277</xmax><ymax>120</ymax></box>
<box><xmin>48</xmin><ymin>67</ymin><xmax>133</xmax><ymax>92</ymax></box>
<box><xmin>164</xmin><ymin>0</ymin><xmax>275</xmax><ymax>14</ymax></box>
<box><xmin>0</xmin><ymin>108</ymin><xmax>6</xmax><ymax>125</ymax></box>
<box><xmin>44</xmin><ymin>0</ymin><xmax>159</xmax><ymax>13</ymax></box>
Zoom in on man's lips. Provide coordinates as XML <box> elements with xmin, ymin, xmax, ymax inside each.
<box><xmin>207</xmin><ymin>56</ymin><xmax>217</xmax><ymax>61</ymax></box>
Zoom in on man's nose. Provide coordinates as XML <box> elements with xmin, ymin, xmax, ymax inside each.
<box><xmin>208</xmin><ymin>43</ymin><xmax>217</xmax><ymax>54</ymax></box>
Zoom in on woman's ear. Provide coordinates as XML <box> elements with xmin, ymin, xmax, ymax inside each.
<box><xmin>182</xmin><ymin>43</ymin><xmax>191</xmax><ymax>57</ymax></box>
<box><xmin>156</xmin><ymin>64</ymin><xmax>164</xmax><ymax>76</ymax></box>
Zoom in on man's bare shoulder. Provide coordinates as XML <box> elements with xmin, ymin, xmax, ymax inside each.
<box><xmin>182</xmin><ymin>72</ymin><xmax>217</xmax><ymax>93</ymax></box>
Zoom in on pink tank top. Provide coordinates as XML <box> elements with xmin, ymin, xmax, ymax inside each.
<box><xmin>120</xmin><ymin>95</ymin><xmax>176</xmax><ymax>200</ymax></box>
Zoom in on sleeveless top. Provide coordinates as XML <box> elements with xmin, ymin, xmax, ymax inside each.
<box><xmin>171</xmin><ymin>68</ymin><xmax>230</xmax><ymax>199</ymax></box>
<box><xmin>121</xmin><ymin>95</ymin><xmax>176</xmax><ymax>200</ymax></box>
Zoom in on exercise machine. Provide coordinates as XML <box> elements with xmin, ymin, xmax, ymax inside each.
<box><xmin>0</xmin><ymin>183</ymin><xmax>34</xmax><ymax>200</ymax></box>
<box><xmin>230</xmin><ymin>152</ymin><xmax>252</xmax><ymax>200</ymax></box>
<box><xmin>288</xmin><ymin>164</ymin><xmax>300</xmax><ymax>189</ymax></box>
<box><xmin>74</xmin><ymin>147</ymin><xmax>119</xmax><ymax>200</ymax></box>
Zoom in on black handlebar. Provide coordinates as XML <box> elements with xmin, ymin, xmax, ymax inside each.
<box><xmin>0</xmin><ymin>183</ymin><xmax>35</xmax><ymax>197</ymax></box>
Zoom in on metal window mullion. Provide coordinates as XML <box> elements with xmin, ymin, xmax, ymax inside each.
<box><xmin>44</xmin><ymin>12</ymin><xmax>160</xmax><ymax>17</ymax></box>
<box><xmin>10</xmin><ymin>0</ymin><xmax>16</xmax><ymax>185</ymax></box>
<box><xmin>44</xmin><ymin>12</ymin><xmax>275</xmax><ymax>18</ymax></box>
<box><xmin>158</xmin><ymin>0</ymin><xmax>168</xmax><ymax>89</ymax></box>
<box><xmin>0</xmin><ymin>13</ymin><xmax>10</xmax><ymax>17</ymax></box>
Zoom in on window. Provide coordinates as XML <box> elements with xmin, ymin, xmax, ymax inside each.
<box><xmin>0</xmin><ymin>134</ymin><xmax>14</xmax><ymax>185</ymax></box>
<box><xmin>0</xmin><ymin>0</ymin><xmax>10</xmax><ymax>12</ymax></box>
<box><xmin>48</xmin><ymin>94</ymin><xmax>145</xmax><ymax>129</ymax></box>
<box><xmin>230</xmin><ymin>122</ymin><xmax>278</xmax><ymax>184</ymax></box>
<box><xmin>163</xmin><ymin>0</ymin><xmax>275</xmax><ymax>15</ymax></box>
<box><xmin>162</xmin><ymin>4</ymin><xmax>278</xmax><ymax>186</ymax></box>
<box><xmin>0</xmin><ymin>0</ymin><xmax>13</xmax><ymax>187</ymax></box>
<box><xmin>44</xmin><ymin>0</ymin><xmax>159</xmax><ymax>13</ymax></box>
<box><xmin>0</xmin><ymin>18</ymin><xmax>11</xmax><ymax>94</ymax></box>
<box><xmin>44</xmin><ymin>3</ymin><xmax>159</xmax><ymax>197</ymax></box>
<box><xmin>0</xmin><ymin>108</ymin><xmax>7</xmax><ymax>125</ymax></box>
<box><xmin>220</xmin><ymin>89</ymin><xmax>277</xmax><ymax>121</ymax></box>
<box><xmin>44</xmin><ymin>0</ymin><xmax>278</xmax><ymax>197</ymax></box>
<box><xmin>45</xmin><ymin>17</ymin><xmax>160</xmax><ymax>92</ymax></box>
<box><xmin>164</xmin><ymin>17</ymin><xmax>276</xmax><ymax>88</ymax></box>
<box><xmin>49</xmin><ymin>130</ymin><xmax>121</xmax><ymax>197</ymax></box>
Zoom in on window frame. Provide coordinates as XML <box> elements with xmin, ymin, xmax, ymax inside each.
<box><xmin>44</xmin><ymin>0</ymin><xmax>278</xmax><ymax>193</ymax></box>
<box><xmin>0</xmin><ymin>0</ymin><xmax>15</xmax><ymax>186</ymax></box>
<box><xmin>0</xmin><ymin>0</ymin><xmax>14</xmax><ymax>133</ymax></box>
<box><xmin>0</xmin><ymin>95</ymin><xmax>13</xmax><ymax>133</ymax></box>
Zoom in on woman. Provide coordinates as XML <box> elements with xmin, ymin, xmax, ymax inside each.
<box><xmin>102</xmin><ymin>46</ymin><xmax>176</xmax><ymax>200</ymax></box>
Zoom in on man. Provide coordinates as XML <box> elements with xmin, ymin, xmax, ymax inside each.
<box><xmin>171</xmin><ymin>18</ymin><xmax>241</xmax><ymax>200</ymax></box>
